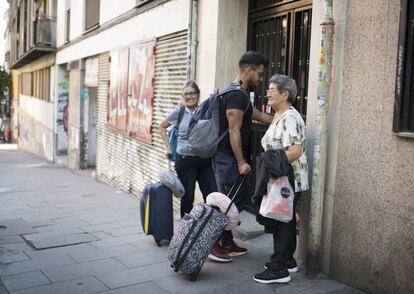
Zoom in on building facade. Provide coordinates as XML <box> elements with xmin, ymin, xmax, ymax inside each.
<box><xmin>4</xmin><ymin>0</ymin><xmax>414</xmax><ymax>293</ymax></box>
<box><xmin>7</xmin><ymin>0</ymin><xmax>57</xmax><ymax>160</ymax></box>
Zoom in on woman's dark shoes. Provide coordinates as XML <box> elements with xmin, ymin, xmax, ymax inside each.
<box><xmin>285</xmin><ymin>258</ymin><xmax>298</xmax><ymax>273</ymax></box>
<box><xmin>253</xmin><ymin>268</ymin><xmax>291</xmax><ymax>284</ymax></box>
<box><xmin>264</xmin><ymin>258</ymin><xmax>298</xmax><ymax>273</ymax></box>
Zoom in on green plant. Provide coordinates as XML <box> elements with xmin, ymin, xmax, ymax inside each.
<box><xmin>0</xmin><ymin>67</ymin><xmax>10</xmax><ymax>102</ymax></box>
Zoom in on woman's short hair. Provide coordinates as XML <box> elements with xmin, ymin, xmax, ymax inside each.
<box><xmin>182</xmin><ymin>80</ymin><xmax>200</xmax><ymax>94</ymax></box>
<box><xmin>269</xmin><ymin>74</ymin><xmax>298</xmax><ymax>104</ymax></box>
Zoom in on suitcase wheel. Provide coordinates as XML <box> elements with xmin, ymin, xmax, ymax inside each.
<box><xmin>155</xmin><ymin>240</ymin><xmax>162</xmax><ymax>247</ymax></box>
<box><xmin>188</xmin><ymin>274</ymin><xmax>197</xmax><ymax>281</ymax></box>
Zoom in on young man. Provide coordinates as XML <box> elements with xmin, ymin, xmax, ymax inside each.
<box><xmin>209</xmin><ymin>51</ymin><xmax>273</xmax><ymax>262</ymax></box>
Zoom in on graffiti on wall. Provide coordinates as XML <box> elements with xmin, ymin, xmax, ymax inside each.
<box><xmin>19</xmin><ymin>112</ymin><xmax>54</xmax><ymax>161</ymax></box>
<box><xmin>56</xmin><ymin>71</ymin><xmax>69</xmax><ymax>153</ymax></box>
<box><xmin>81</xmin><ymin>87</ymin><xmax>90</xmax><ymax>168</ymax></box>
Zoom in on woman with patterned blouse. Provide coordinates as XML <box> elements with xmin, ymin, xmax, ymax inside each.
<box><xmin>254</xmin><ymin>74</ymin><xmax>309</xmax><ymax>284</ymax></box>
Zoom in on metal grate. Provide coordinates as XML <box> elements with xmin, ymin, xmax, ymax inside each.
<box><xmin>292</xmin><ymin>8</ymin><xmax>311</xmax><ymax>120</ymax></box>
<box><xmin>247</xmin><ymin>2</ymin><xmax>312</xmax><ymax>219</ymax></box>
<box><xmin>250</xmin><ymin>0</ymin><xmax>287</xmax><ymax>11</ymax></box>
<box><xmin>250</xmin><ymin>14</ymin><xmax>289</xmax><ymax>112</ymax></box>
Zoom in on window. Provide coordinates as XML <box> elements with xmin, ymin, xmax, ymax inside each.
<box><xmin>19</xmin><ymin>68</ymin><xmax>51</xmax><ymax>101</ymax></box>
<box><xmin>20</xmin><ymin>72</ymin><xmax>32</xmax><ymax>96</ymax></box>
<box><xmin>84</xmin><ymin>0</ymin><xmax>100</xmax><ymax>31</ymax></box>
<box><xmin>394</xmin><ymin>0</ymin><xmax>414</xmax><ymax>133</ymax></box>
<box><xmin>65</xmin><ymin>9</ymin><xmax>70</xmax><ymax>42</ymax></box>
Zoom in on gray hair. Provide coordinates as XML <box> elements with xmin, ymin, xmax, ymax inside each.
<box><xmin>182</xmin><ymin>80</ymin><xmax>200</xmax><ymax>94</ymax></box>
<box><xmin>269</xmin><ymin>74</ymin><xmax>298</xmax><ymax>104</ymax></box>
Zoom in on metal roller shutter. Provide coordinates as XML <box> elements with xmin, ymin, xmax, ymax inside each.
<box><xmin>134</xmin><ymin>31</ymin><xmax>187</xmax><ymax>209</ymax></box>
<box><xmin>96</xmin><ymin>31</ymin><xmax>188</xmax><ymax>212</ymax></box>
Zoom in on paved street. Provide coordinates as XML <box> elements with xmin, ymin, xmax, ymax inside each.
<box><xmin>0</xmin><ymin>147</ymin><xmax>365</xmax><ymax>294</ymax></box>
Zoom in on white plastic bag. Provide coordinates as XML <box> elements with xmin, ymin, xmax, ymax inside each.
<box><xmin>259</xmin><ymin>176</ymin><xmax>294</xmax><ymax>223</ymax></box>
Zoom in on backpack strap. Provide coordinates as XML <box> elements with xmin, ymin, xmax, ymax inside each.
<box><xmin>219</xmin><ymin>88</ymin><xmax>251</xmax><ymax>113</ymax></box>
<box><xmin>176</xmin><ymin>105</ymin><xmax>185</xmax><ymax>127</ymax></box>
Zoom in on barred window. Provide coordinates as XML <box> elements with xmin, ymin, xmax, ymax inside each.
<box><xmin>394</xmin><ymin>0</ymin><xmax>414</xmax><ymax>134</ymax></box>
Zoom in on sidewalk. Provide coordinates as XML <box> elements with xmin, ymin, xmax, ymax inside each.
<box><xmin>0</xmin><ymin>148</ymin><xmax>366</xmax><ymax>294</ymax></box>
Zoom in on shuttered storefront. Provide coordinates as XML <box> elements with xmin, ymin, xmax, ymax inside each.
<box><xmin>96</xmin><ymin>31</ymin><xmax>188</xmax><ymax>209</ymax></box>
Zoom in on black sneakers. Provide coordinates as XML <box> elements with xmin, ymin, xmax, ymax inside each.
<box><xmin>285</xmin><ymin>258</ymin><xmax>298</xmax><ymax>273</ymax></box>
<box><xmin>253</xmin><ymin>268</ymin><xmax>291</xmax><ymax>284</ymax></box>
<box><xmin>264</xmin><ymin>258</ymin><xmax>298</xmax><ymax>273</ymax></box>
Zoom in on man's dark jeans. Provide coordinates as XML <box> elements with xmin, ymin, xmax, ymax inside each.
<box><xmin>175</xmin><ymin>155</ymin><xmax>217</xmax><ymax>217</ymax></box>
<box><xmin>213</xmin><ymin>150</ymin><xmax>251</xmax><ymax>246</ymax></box>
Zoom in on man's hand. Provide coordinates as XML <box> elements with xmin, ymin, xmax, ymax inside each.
<box><xmin>238</xmin><ymin>162</ymin><xmax>251</xmax><ymax>175</ymax></box>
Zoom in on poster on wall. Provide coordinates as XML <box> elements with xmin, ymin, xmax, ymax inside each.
<box><xmin>85</xmin><ymin>57</ymin><xmax>99</xmax><ymax>87</ymax></box>
<box><xmin>108</xmin><ymin>51</ymin><xmax>119</xmax><ymax>129</ymax></box>
<box><xmin>117</xmin><ymin>48</ymin><xmax>129</xmax><ymax>131</ymax></box>
<box><xmin>127</xmin><ymin>40</ymin><xmax>156</xmax><ymax>144</ymax></box>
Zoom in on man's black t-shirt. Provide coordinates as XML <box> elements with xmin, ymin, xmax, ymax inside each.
<box><xmin>218</xmin><ymin>89</ymin><xmax>252</xmax><ymax>158</ymax></box>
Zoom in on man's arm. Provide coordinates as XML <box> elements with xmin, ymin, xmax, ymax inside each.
<box><xmin>227</xmin><ymin>108</ymin><xmax>251</xmax><ymax>175</ymax></box>
<box><xmin>252</xmin><ymin>107</ymin><xmax>273</xmax><ymax>124</ymax></box>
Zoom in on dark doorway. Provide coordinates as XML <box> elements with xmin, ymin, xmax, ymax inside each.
<box><xmin>247</xmin><ymin>0</ymin><xmax>312</xmax><ymax>213</ymax></box>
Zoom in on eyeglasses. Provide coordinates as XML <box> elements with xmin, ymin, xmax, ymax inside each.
<box><xmin>183</xmin><ymin>91</ymin><xmax>199</xmax><ymax>98</ymax></box>
<box><xmin>266</xmin><ymin>88</ymin><xmax>279</xmax><ymax>94</ymax></box>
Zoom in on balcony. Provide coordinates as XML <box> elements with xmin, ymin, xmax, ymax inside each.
<box><xmin>10</xmin><ymin>16</ymin><xmax>56</xmax><ymax>69</ymax></box>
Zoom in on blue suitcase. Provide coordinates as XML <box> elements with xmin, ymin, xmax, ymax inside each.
<box><xmin>140</xmin><ymin>182</ymin><xmax>174</xmax><ymax>246</ymax></box>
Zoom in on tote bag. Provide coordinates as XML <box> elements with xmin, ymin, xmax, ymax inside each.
<box><xmin>259</xmin><ymin>176</ymin><xmax>294</xmax><ymax>223</ymax></box>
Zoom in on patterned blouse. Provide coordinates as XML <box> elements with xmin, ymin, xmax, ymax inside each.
<box><xmin>261</xmin><ymin>106</ymin><xmax>309</xmax><ymax>192</ymax></box>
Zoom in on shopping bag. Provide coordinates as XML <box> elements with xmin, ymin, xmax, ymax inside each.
<box><xmin>259</xmin><ymin>176</ymin><xmax>294</xmax><ymax>223</ymax></box>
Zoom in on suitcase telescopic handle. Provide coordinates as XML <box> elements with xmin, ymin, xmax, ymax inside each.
<box><xmin>224</xmin><ymin>174</ymin><xmax>248</xmax><ymax>215</ymax></box>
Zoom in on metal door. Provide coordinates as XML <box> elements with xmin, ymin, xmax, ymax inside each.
<box><xmin>247</xmin><ymin>0</ymin><xmax>312</xmax><ymax>212</ymax></box>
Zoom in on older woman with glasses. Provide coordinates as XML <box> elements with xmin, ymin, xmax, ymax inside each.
<box><xmin>159</xmin><ymin>80</ymin><xmax>217</xmax><ymax>217</ymax></box>
<box><xmin>253</xmin><ymin>74</ymin><xmax>309</xmax><ymax>284</ymax></box>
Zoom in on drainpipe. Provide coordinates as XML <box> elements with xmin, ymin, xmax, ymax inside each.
<box><xmin>307</xmin><ymin>0</ymin><xmax>335</xmax><ymax>277</ymax></box>
<box><xmin>187</xmin><ymin>0</ymin><xmax>198</xmax><ymax>80</ymax></box>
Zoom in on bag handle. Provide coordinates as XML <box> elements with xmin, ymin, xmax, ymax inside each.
<box><xmin>224</xmin><ymin>174</ymin><xmax>248</xmax><ymax>215</ymax></box>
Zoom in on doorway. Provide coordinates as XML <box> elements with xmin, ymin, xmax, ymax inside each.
<box><xmin>247</xmin><ymin>0</ymin><xmax>312</xmax><ymax>214</ymax></box>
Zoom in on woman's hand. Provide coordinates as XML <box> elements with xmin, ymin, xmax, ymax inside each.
<box><xmin>165</xmin><ymin>146</ymin><xmax>172</xmax><ymax>160</ymax></box>
<box><xmin>159</xmin><ymin>120</ymin><xmax>171</xmax><ymax>157</ymax></box>
<box><xmin>285</xmin><ymin>144</ymin><xmax>302</xmax><ymax>163</ymax></box>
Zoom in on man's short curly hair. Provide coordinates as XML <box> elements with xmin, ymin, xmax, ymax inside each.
<box><xmin>239</xmin><ymin>51</ymin><xmax>269</xmax><ymax>69</ymax></box>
